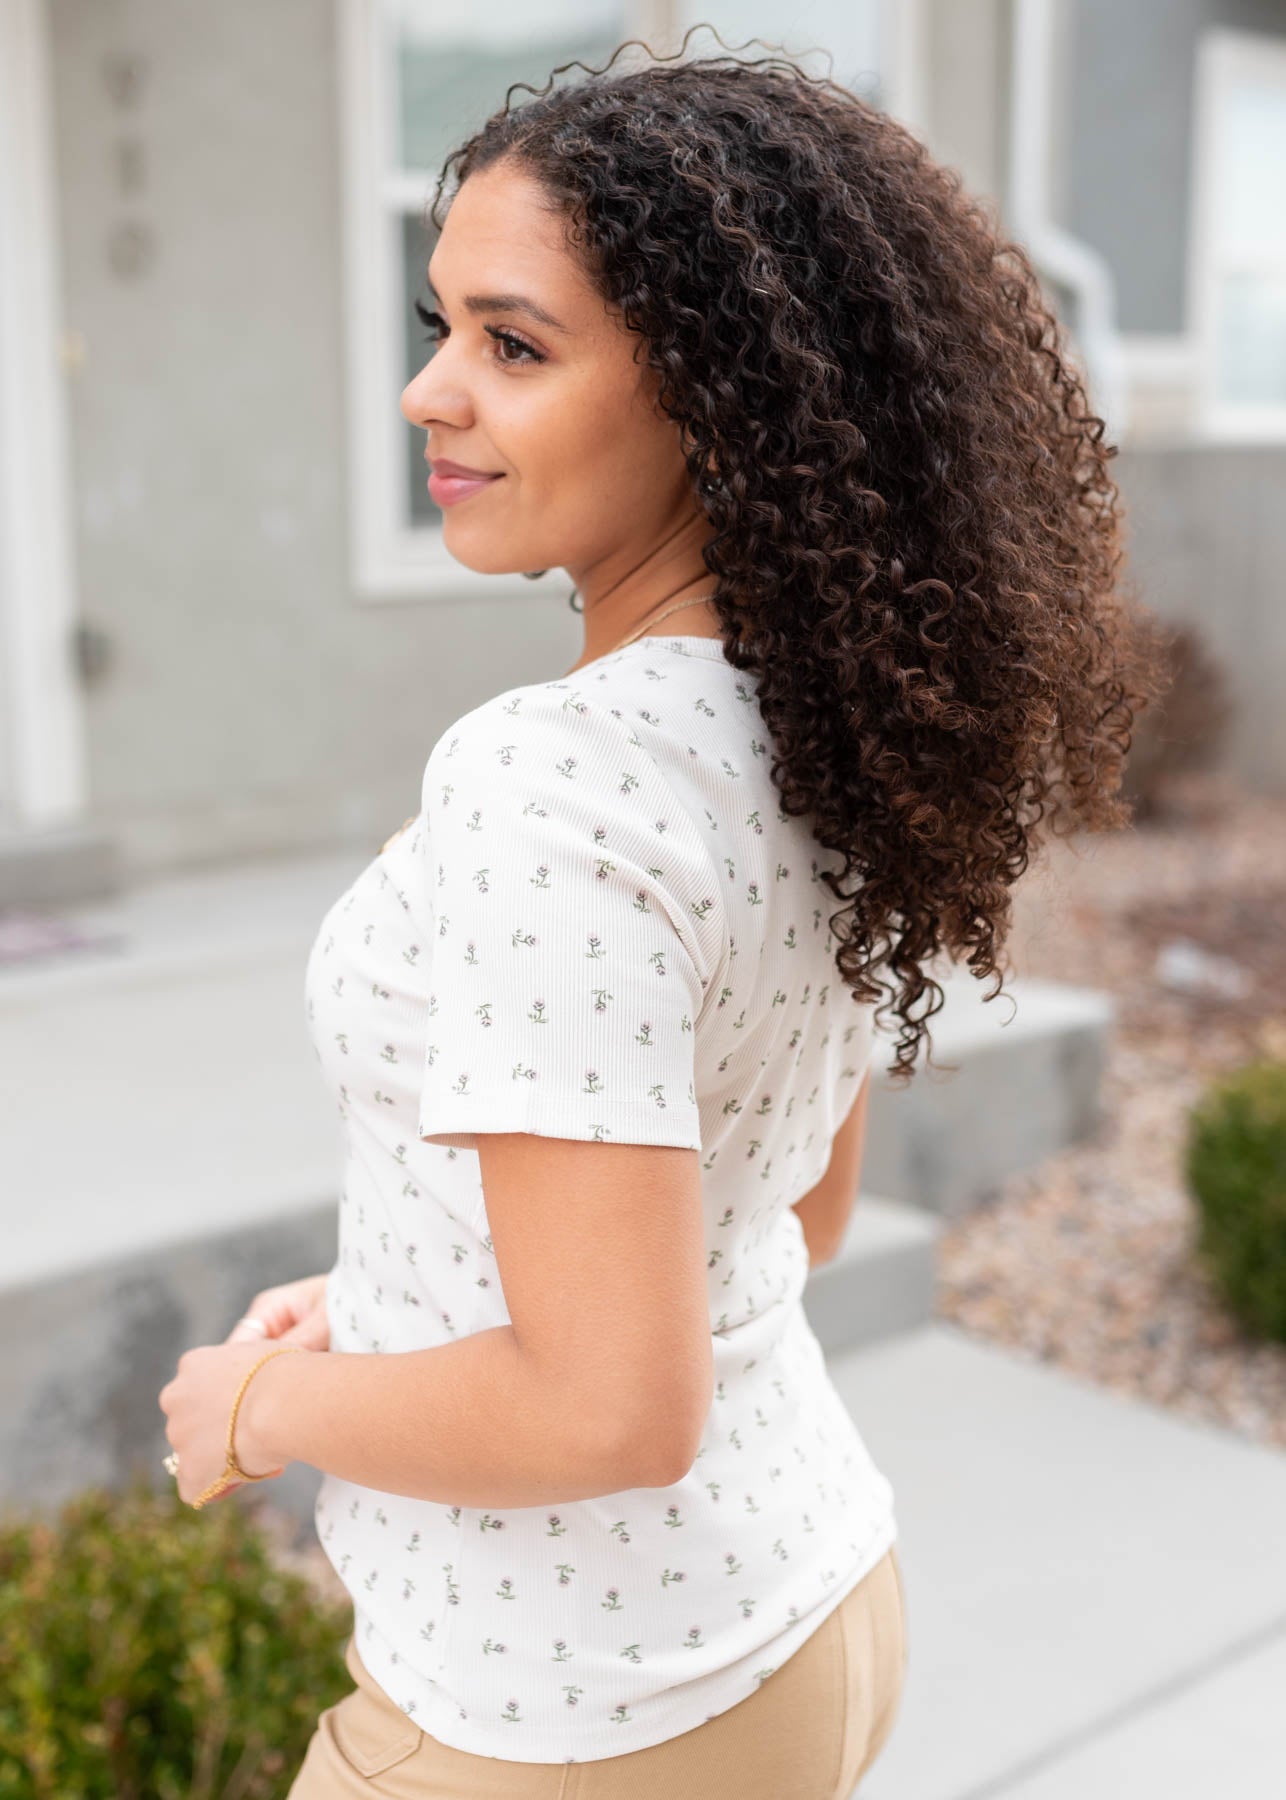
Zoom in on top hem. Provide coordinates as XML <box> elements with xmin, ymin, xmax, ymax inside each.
<box><xmin>350</xmin><ymin>1514</ymin><xmax>898</xmax><ymax>1767</ymax></box>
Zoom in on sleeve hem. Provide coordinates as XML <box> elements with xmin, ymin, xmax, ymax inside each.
<box><xmin>418</xmin><ymin>1093</ymin><xmax>702</xmax><ymax>1152</ymax></box>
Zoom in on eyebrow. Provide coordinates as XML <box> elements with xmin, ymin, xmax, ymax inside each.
<box><xmin>425</xmin><ymin>272</ymin><xmax>570</xmax><ymax>335</ymax></box>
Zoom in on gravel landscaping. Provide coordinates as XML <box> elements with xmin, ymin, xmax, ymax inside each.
<box><xmin>935</xmin><ymin>773</ymin><xmax>1286</xmax><ymax>1453</ymax></box>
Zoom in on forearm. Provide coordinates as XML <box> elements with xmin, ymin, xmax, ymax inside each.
<box><xmin>239</xmin><ymin>1325</ymin><xmax>653</xmax><ymax>1507</ymax></box>
<box><xmin>791</xmin><ymin>1196</ymin><xmax>835</xmax><ymax>1271</ymax></box>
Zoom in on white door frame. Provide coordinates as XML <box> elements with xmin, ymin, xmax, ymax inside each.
<box><xmin>0</xmin><ymin>0</ymin><xmax>86</xmax><ymax>829</ymax></box>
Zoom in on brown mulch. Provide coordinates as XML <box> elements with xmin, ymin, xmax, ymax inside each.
<box><xmin>934</xmin><ymin>772</ymin><xmax>1286</xmax><ymax>1452</ymax></box>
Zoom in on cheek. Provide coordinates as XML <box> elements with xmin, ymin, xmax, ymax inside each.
<box><xmin>549</xmin><ymin>371</ymin><xmax>676</xmax><ymax>506</ymax></box>
<box><xmin>450</xmin><ymin>360</ymin><xmax>684</xmax><ymax>568</ymax></box>
<box><xmin>503</xmin><ymin>375</ymin><xmax>636</xmax><ymax>513</ymax></box>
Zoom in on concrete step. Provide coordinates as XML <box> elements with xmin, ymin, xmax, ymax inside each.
<box><xmin>0</xmin><ymin>820</ymin><xmax>122</xmax><ymax>908</ymax></box>
<box><xmin>802</xmin><ymin>1192</ymin><xmax>940</xmax><ymax>1356</ymax></box>
<box><xmin>0</xmin><ymin>1199</ymin><xmax>341</xmax><ymax>1519</ymax></box>
<box><xmin>861</xmin><ymin>968</ymin><xmax>1115</xmax><ymax>1220</ymax></box>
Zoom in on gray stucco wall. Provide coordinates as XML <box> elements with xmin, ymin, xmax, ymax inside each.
<box><xmin>1067</xmin><ymin>0</ymin><xmax>1286</xmax><ymax>334</ymax></box>
<box><xmin>47</xmin><ymin>0</ymin><xmax>584</xmax><ymax>880</ymax></box>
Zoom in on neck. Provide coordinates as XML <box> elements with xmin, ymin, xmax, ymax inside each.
<box><xmin>567</xmin><ymin>510</ymin><xmax>721</xmax><ymax>664</ymax></box>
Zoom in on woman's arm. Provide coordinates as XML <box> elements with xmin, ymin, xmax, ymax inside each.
<box><xmin>791</xmin><ymin>1064</ymin><xmax>873</xmax><ymax>1269</ymax></box>
<box><xmin>234</xmin><ymin>1129</ymin><xmax>714</xmax><ymax>1508</ymax></box>
<box><xmin>237</xmin><ymin>1322</ymin><xmax>666</xmax><ymax>1509</ymax></box>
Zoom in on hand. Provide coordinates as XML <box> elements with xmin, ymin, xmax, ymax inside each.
<box><xmin>225</xmin><ymin>1271</ymin><xmax>331</xmax><ymax>1351</ymax></box>
<box><xmin>158</xmin><ymin>1340</ymin><xmax>309</xmax><ymax>1506</ymax></box>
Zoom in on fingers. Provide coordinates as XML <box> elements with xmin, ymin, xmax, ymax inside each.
<box><xmin>225</xmin><ymin>1317</ymin><xmax>273</xmax><ymax>1344</ymax></box>
<box><xmin>278</xmin><ymin>1302</ymin><xmax>331</xmax><ymax>1352</ymax></box>
<box><xmin>224</xmin><ymin>1276</ymin><xmax>331</xmax><ymax>1347</ymax></box>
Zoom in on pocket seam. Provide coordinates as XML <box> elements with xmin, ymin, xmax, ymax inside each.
<box><xmin>335</xmin><ymin>1635</ymin><xmax>423</xmax><ymax>1777</ymax></box>
<box><xmin>332</xmin><ymin>1704</ymin><xmax>422</xmax><ymax>1778</ymax></box>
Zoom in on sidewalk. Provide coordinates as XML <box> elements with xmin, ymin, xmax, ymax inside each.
<box><xmin>832</xmin><ymin>1322</ymin><xmax>1286</xmax><ymax>1800</ymax></box>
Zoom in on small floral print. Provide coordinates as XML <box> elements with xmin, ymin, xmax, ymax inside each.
<box><xmin>300</xmin><ymin>661</ymin><xmax>894</xmax><ymax>1762</ymax></box>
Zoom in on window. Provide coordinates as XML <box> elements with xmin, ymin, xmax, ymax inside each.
<box><xmin>1190</xmin><ymin>28</ymin><xmax>1286</xmax><ymax>440</ymax></box>
<box><xmin>338</xmin><ymin>0</ymin><xmax>631</xmax><ymax>600</ymax></box>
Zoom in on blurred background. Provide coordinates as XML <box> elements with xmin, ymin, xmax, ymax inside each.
<box><xmin>2</xmin><ymin>4</ymin><xmax>1285</xmax><ymax>1798</ymax></box>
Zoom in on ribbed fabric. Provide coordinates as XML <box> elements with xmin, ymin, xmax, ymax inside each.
<box><xmin>304</xmin><ymin>636</ymin><xmax>897</xmax><ymax>1767</ymax></box>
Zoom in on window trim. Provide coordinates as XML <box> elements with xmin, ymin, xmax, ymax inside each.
<box><xmin>1188</xmin><ymin>25</ymin><xmax>1286</xmax><ymax>444</ymax></box>
<box><xmin>336</xmin><ymin>0</ymin><xmax>579</xmax><ymax>603</ymax></box>
<box><xmin>0</xmin><ymin>0</ymin><xmax>86</xmax><ymax>821</ymax></box>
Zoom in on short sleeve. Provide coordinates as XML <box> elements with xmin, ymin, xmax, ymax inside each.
<box><xmin>416</xmin><ymin>687</ymin><xmax>726</xmax><ymax>1151</ymax></box>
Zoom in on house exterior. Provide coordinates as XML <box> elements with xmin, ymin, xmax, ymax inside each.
<box><xmin>2</xmin><ymin>0</ymin><xmax>1284</xmax><ymax>906</ymax></box>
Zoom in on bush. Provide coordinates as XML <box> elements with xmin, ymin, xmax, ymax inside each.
<box><xmin>1120</xmin><ymin>620</ymin><xmax>1230</xmax><ymax>822</ymax></box>
<box><xmin>0</xmin><ymin>1473</ymin><xmax>353</xmax><ymax>1800</ymax></box>
<box><xmin>1184</xmin><ymin>1056</ymin><xmax>1286</xmax><ymax>1342</ymax></box>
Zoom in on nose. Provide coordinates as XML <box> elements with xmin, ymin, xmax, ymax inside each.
<box><xmin>400</xmin><ymin>346</ymin><xmax>471</xmax><ymax>434</ymax></box>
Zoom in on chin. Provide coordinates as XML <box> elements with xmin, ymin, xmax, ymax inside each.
<box><xmin>441</xmin><ymin>522</ymin><xmax>550</xmax><ymax>578</ymax></box>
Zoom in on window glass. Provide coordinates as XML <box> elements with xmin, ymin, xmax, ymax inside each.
<box><xmin>1210</xmin><ymin>61</ymin><xmax>1286</xmax><ymax>408</ymax></box>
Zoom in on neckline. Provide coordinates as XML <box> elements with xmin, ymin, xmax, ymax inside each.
<box><xmin>570</xmin><ymin>634</ymin><xmax>733</xmax><ymax>676</ymax></box>
<box><xmin>623</xmin><ymin>634</ymin><xmax>729</xmax><ymax>656</ymax></box>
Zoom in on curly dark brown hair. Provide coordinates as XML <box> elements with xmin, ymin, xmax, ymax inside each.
<box><xmin>427</xmin><ymin>32</ymin><xmax>1172</xmax><ymax>1086</ymax></box>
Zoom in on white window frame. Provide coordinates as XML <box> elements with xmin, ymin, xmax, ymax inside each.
<box><xmin>1188</xmin><ymin>26</ymin><xmax>1286</xmax><ymax>443</ymax></box>
<box><xmin>337</xmin><ymin>0</ymin><xmax>663</xmax><ymax>604</ymax></box>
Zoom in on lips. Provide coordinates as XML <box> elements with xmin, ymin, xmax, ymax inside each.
<box><xmin>426</xmin><ymin>460</ymin><xmax>504</xmax><ymax>507</ymax></box>
<box><xmin>428</xmin><ymin>457</ymin><xmax>502</xmax><ymax>479</ymax></box>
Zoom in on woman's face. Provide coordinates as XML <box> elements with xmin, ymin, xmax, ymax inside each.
<box><xmin>400</xmin><ymin>159</ymin><xmax>699</xmax><ymax>586</ymax></box>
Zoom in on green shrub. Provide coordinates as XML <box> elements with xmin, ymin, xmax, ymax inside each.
<box><xmin>0</xmin><ymin>1473</ymin><xmax>353</xmax><ymax>1800</ymax></box>
<box><xmin>1184</xmin><ymin>1056</ymin><xmax>1286</xmax><ymax>1342</ymax></box>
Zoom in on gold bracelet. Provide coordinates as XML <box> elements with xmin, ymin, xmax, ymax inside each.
<box><xmin>190</xmin><ymin>1344</ymin><xmax>309</xmax><ymax>1510</ymax></box>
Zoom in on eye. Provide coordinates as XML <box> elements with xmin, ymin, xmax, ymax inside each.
<box><xmin>414</xmin><ymin>298</ymin><xmax>448</xmax><ymax>343</ymax></box>
<box><xmin>487</xmin><ymin>325</ymin><xmax>544</xmax><ymax>365</ymax></box>
<box><xmin>413</xmin><ymin>297</ymin><xmax>545</xmax><ymax>367</ymax></box>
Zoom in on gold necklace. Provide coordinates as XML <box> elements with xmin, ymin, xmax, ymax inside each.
<box><xmin>604</xmin><ymin>591</ymin><xmax>721</xmax><ymax>657</ymax></box>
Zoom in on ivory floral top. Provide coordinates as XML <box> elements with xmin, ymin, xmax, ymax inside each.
<box><xmin>305</xmin><ymin>634</ymin><xmax>897</xmax><ymax>1766</ymax></box>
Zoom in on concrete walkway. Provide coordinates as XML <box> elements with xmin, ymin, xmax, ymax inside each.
<box><xmin>832</xmin><ymin>1322</ymin><xmax>1286</xmax><ymax>1799</ymax></box>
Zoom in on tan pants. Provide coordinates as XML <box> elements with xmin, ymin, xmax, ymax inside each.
<box><xmin>285</xmin><ymin>1543</ymin><xmax>907</xmax><ymax>1800</ymax></box>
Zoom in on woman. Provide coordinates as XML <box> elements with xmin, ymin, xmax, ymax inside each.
<box><xmin>161</xmin><ymin>36</ymin><xmax>1168</xmax><ymax>1800</ymax></box>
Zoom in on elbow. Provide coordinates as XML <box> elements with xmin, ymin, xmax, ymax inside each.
<box><xmin>610</xmin><ymin>1395</ymin><xmax>709</xmax><ymax>1490</ymax></box>
<box><xmin>639</xmin><ymin>1386</ymin><xmax>712</xmax><ymax>1488</ymax></box>
<box><xmin>583</xmin><ymin>1352</ymin><xmax>714</xmax><ymax>1492</ymax></box>
<box><xmin>635</xmin><ymin>1432</ymin><xmax>702</xmax><ymax>1489</ymax></box>
<box><xmin>590</xmin><ymin>1423</ymin><xmax>689</xmax><ymax>1493</ymax></box>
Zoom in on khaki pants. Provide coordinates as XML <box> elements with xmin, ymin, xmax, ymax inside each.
<box><xmin>286</xmin><ymin>1542</ymin><xmax>907</xmax><ymax>1800</ymax></box>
